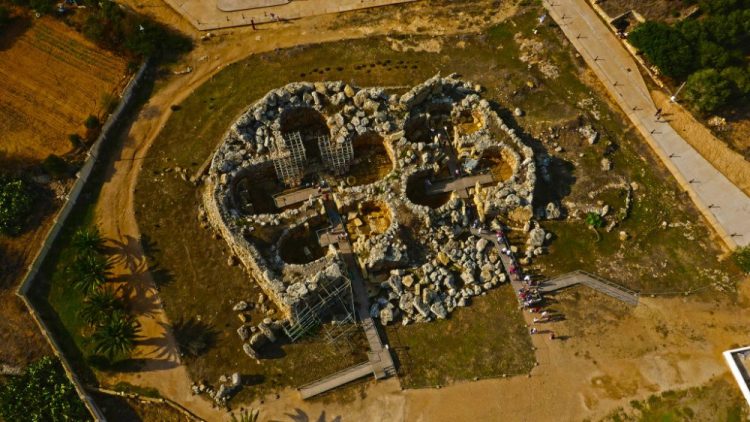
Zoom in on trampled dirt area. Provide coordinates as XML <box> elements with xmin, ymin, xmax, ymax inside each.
<box><xmin>0</xmin><ymin>16</ymin><xmax>128</xmax><ymax>165</ymax></box>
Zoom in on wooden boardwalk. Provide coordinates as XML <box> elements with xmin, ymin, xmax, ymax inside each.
<box><xmin>273</xmin><ymin>187</ymin><xmax>320</xmax><ymax>208</ymax></box>
<box><xmin>298</xmin><ymin>361</ymin><xmax>373</xmax><ymax>399</ymax></box>
<box><xmin>298</xmin><ymin>197</ymin><xmax>395</xmax><ymax>399</ymax></box>
<box><xmin>425</xmin><ymin>173</ymin><xmax>494</xmax><ymax>197</ymax></box>
<box><xmin>539</xmin><ymin>270</ymin><xmax>639</xmax><ymax>306</ymax></box>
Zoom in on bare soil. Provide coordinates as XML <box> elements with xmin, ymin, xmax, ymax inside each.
<box><xmin>0</xmin><ymin>16</ymin><xmax>128</xmax><ymax>165</ymax></box>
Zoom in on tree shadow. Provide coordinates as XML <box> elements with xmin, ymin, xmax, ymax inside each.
<box><xmin>170</xmin><ymin>317</ymin><xmax>218</xmax><ymax>358</ymax></box>
<box><xmin>281</xmin><ymin>408</ymin><xmax>342</xmax><ymax>422</ymax></box>
<box><xmin>0</xmin><ymin>16</ymin><xmax>32</xmax><ymax>52</ymax></box>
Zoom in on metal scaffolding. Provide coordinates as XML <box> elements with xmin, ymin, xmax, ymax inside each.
<box><xmin>272</xmin><ymin>132</ymin><xmax>307</xmax><ymax>186</ymax></box>
<box><xmin>318</xmin><ymin>135</ymin><xmax>354</xmax><ymax>175</ymax></box>
<box><xmin>284</xmin><ymin>272</ymin><xmax>357</xmax><ymax>344</ymax></box>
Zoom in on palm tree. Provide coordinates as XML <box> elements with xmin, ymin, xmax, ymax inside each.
<box><xmin>79</xmin><ymin>288</ymin><xmax>122</xmax><ymax>326</ymax></box>
<box><xmin>68</xmin><ymin>253</ymin><xmax>109</xmax><ymax>294</ymax></box>
<box><xmin>91</xmin><ymin>311</ymin><xmax>140</xmax><ymax>360</ymax></box>
<box><xmin>71</xmin><ymin>227</ymin><xmax>103</xmax><ymax>254</ymax></box>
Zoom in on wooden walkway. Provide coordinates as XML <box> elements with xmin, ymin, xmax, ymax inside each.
<box><xmin>273</xmin><ymin>187</ymin><xmax>320</xmax><ymax>208</ymax></box>
<box><xmin>539</xmin><ymin>270</ymin><xmax>639</xmax><ymax>306</ymax></box>
<box><xmin>425</xmin><ymin>173</ymin><xmax>494</xmax><ymax>197</ymax></box>
<box><xmin>298</xmin><ymin>197</ymin><xmax>395</xmax><ymax>399</ymax></box>
<box><xmin>298</xmin><ymin>361</ymin><xmax>373</xmax><ymax>399</ymax></box>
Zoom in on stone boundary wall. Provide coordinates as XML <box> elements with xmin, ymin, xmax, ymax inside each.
<box><xmin>15</xmin><ymin>60</ymin><xmax>152</xmax><ymax>422</ymax></box>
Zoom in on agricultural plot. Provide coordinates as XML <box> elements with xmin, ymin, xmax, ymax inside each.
<box><xmin>0</xmin><ymin>16</ymin><xmax>127</xmax><ymax>165</ymax></box>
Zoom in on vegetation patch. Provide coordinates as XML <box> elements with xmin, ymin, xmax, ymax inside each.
<box><xmin>0</xmin><ymin>356</ymin><xmax>91</xmax><ymax>422</ymax></box>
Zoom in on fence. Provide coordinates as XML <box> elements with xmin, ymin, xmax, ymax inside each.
<box><xmin>15</xmin><ymin>60</ymin><xmax>152</xmax><ymax>422</ymax></box>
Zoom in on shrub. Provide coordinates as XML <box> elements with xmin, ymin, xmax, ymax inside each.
<box><xmin>68</xmin><ymin>133</ymin><xmax>84</xmax><ymax>149</ymax></box>
<box><xmin>0</xmin><ymin>356</ymin><xmax>91</xmax><ymax>421</ymax></box>
<box><xmin>629</xmin><ymin>21</ymin><xmax>695</xmax><ymax>80</ymax></box>
<box><xmin>84</xmin><ymin>114</ymin><xmax>100</xmax><ymax>129</ymax></box>
<box><xmin>733</xmin><ymin>246</ymin><xmax>750</xmax><ymax>273</ymax></box>
<box><xmin>0</xmin><ymin>176</ymin><xmax>34</xmax><ymax>236</ymax></box>
<box><xmin>585</xmin><ymin>212</ymin><xmax>603</xmax><ymax>228</ymax></box>
<box><xmin>42</xmin><ymin>154</ymin><xmax>68</xmax><ymax>178</ymax></box>
<box><xmin>683</xmin><ymin>69</ymin><xmax>734</xmax><ymax>113</ymax></box>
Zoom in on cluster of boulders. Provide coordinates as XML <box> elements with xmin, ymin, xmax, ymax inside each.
<box><xmin>230</xmin><ymin>293</ymin><xmax>284</xmax><ymax>360</ymax></box>
<box><xmin>191</xmin><ymin>372</ymin><xmax>242</xmax><ymax>406</ymax></box>
<box><xmin>370</xmin><ymin>229</ymin><xmax>508</xmax><ymax>325</ymax></box>
<box><xmin>204</xmin><ymin>74</ymin><xmax>548</xmax><ymax>337</ymax></box>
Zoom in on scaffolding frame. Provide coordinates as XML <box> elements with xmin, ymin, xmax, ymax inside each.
<box><xmin>272</xmin><ymin>132</ymin><xmax>307</xmax><ymax>186</ymax></box>
<box><xmin>283</xmin><ymin>273</ymin><xmax>357</xmax><ymax>344</ymax></box>
<box><xmin>318</xmin><ymin>135</ymin><xmax>354</xmax><ymax>175</ymax></box>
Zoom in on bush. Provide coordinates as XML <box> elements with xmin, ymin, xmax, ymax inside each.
<box><xmin>585</xmin><ymin>212</ymin><xmax>603</xmax><ymax>228</ymax></box>
<box><xmin>0</xmin><ymin>356</ymin><xmax>91</xmax><ymax>421</ymax></box>
<box><xmin>42</xmin><ymin>154</ymin><xmax>68</xmax><ymax>178</ymax></box>
<box><xmin>68</xmin><ymin>133</ymin><xmax>84</xmax><ymax>149</ymax></box>
<box><xmin>629</xmin><ymin>21</ymin><xmax>695</xmax><ymax>80</ymax></box>
<box><xmin>84</xmin><ymin>114</ymin><xmax>100</xmax><ymax>129</ymax></box>
<box><xmin>684</xmin><ymin>69</ymin><xmax>734</xmax><ymax>113</ymax></box>
<box><xmin>82</xmin><ymin>1</ymin><xmax>192</xmax><ymax>61</ymax></box>
<box><xmin>734</xmin><ymin>246</ymin><xmax>750</xmax><ymax>273</ymax></box>
<box><xmin>0</xmin><ymin>176</ymin><xmax>34</xmax><ymax>236</ymax></box>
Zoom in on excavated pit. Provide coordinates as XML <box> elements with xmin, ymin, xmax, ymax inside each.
<box><xmin>345</xmin><ymin>200</ymin><xmax>392</xmax><ymax>241</ymax></box>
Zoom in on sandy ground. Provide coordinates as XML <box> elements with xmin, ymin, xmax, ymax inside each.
<box><xmin>253</xmin><ymin>283</ymin><xmax>750</xmax><ymax>422</ymax></box>
<box><xmin>93</xmin><ymin>1</ymin><xmax>520</xmax><ymax>420</ymax></box>
<box><xmin>652</xmin><ymin>89</ymin><xmax>750</xmax><ymax>197</ymax></box>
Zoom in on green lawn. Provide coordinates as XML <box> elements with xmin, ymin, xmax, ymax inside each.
<box><xmin>386</xmin><ymin>284</ymin><xmax>533</xmax><ymax>388</ymax></box>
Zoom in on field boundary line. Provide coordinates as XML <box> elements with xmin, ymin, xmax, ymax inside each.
<box><xmin>14</xmin><ymin>60</ymin><xmax>151</xmax><ymax>422</ymax></box>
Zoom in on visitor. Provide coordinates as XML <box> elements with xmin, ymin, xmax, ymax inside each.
<box><xmin>530</xmin><ymin>327</ymin><xmax>538</xmax><ymax>335</ymax></box>
<box><xmin>523</xmin><ymin>275</ymin><xmax>531</xmax><ymax>283</ymax></box>
<box><xmin>549</xmin><ymin>332</ymin><xmax>556</xmax><ymax>340</ymax></box>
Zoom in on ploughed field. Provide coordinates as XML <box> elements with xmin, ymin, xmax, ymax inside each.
<box><xmin>0</xmin><ymin>16</ymin><xmax>127</xmax><ymax>164</ymax></box>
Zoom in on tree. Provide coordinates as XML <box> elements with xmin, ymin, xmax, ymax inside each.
<box><xmin>683</xmin><ymin>69</ymin><xmax>734</xmax><ymax>113</ymax></box>
<box><xmin>42</xmin><ymin>154</ymin><xmax>69</xmax><ymax>179</ymax></box>
<box><xmin>721</xmin><ymin>66</ymin><xmax>750</xmax><ymax>99</ymax></box>
<box><xmin>68</xmin><ymin>252</ymin><xmax>109</xmax><ymax>294</ymax></box>
<box><xmin>91</xmin><ymin>311</ymin><xmax>140</xmax><ymax>360</ymax></box>
<box><xmin>734</xmin><ymin>246</ymin><xmax>750</xmax><ymax>273</ymax></box>
<box><xmin>629</xmin><ymin>21</ymin><xmax>695</xmax><ymax>80</ymax></box>
<box><xmin>71</xmin><ymin>227</ymin><xmax>104</xmax><ymax>254</ymax></box>
<box><xmin>585</xmin><ymin>212</ymin><xmax>603</xmax><ymax>228</ymax></box>
<box><xmin>84</xmin><ymin>115</ymin><xmax>100</xmax><ymax>130</ymax></box>
<box><xmin>0</xmin><ymin>176</ymin><xmax>34</xmax><ymax>236</ymax></box>
<box><xmin>0</xmin><ymin>356</ymin><xmax>91</xmax><ymax>421</ymax></box>
<box><xmin>79</xmin><ymin>287</ymin><xmax>122</xmax><ymax>326</ymax></box>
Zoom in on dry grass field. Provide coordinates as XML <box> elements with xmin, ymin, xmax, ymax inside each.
<box><xmin>0</xmin><ymin>16</ymin><xmax>128</xmax><ymax>165</ymax></box>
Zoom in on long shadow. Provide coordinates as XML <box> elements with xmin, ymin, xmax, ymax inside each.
<box><xmin>493</xmin><ymin>103</ymin><xmax>577</xmax><ymax>212</ymax></box>
<box><xmin>170</xmin><ymin>317</ymin><xmax>218</xmax><ymax>359</ymax></box>
<box><xmin>0</xmin><ymin>16</ymin><xmax>32</xmax><ymax>52</ymax></box>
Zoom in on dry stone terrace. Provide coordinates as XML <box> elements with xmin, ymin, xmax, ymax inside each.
<box><xmin>202</xmin><ymin>74</ymin><xmax>550</xmax><ymax>359</ymax></box>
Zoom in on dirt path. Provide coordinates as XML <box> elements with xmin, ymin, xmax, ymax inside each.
<box><xmin>252</xmin><ymin>282</ymin><xmax>750</xmax><ymax>422</ymax></box>
<box><xmin>651</xmin><ymin>89</ymin><xmax>750</xmax><ymax>196</ymax></box>
<box><xmin>93</xmin><ymin>2</ymin><xmax>520</xmax><ymax>420</ymax></box>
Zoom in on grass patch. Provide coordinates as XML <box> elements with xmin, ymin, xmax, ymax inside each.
<box><xmin>602</xmin><ymin>377</ymin><xmax>747</xmax><ymax>421</ymax></box>
<box><xmin>386</xmin><ymin>285</ymin><xmax>533</xmax><ymax>388</ymax></box>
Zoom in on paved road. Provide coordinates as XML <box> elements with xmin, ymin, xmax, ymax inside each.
<box><xmin>544</xmin><ymin>0</ymin><xmax>750</xmax><ymax>249</ymax></box>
